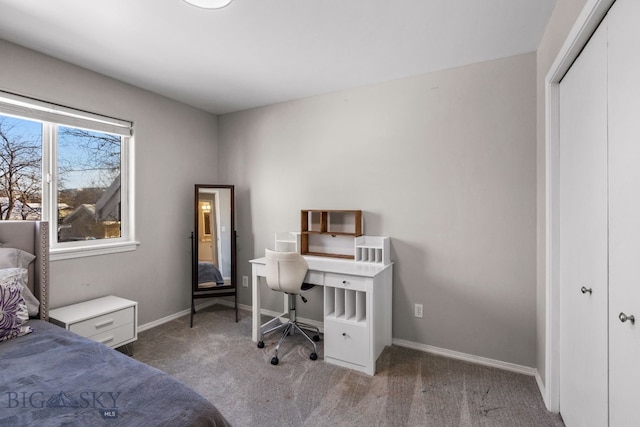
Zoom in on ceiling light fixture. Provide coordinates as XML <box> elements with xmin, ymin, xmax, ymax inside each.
<box><xmin>183</xmin><ymin>0</ymin><xmax>232</xmax><ymax>9</ymax></box>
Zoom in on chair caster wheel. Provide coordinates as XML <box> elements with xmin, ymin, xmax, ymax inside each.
<box><xmin>312</xmin><ymin>335</ymin><xmax>320</xmax><ymax>342</ymax></box>
<box><xmin>310</xmin><ymin>352</ymin><xmax>318</xmax><ymax>361</ymax></box>
<box><xmin>257</xmin><ymin>341</ymin><xmax>264</xmax><ymax>349</ymax></box>
<box><xmin>271</xmin><ymin>357</ymin><xmax>279</xmax><ymax>365</ymax></box>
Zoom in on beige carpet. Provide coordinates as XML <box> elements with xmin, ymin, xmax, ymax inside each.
<box><xmin>133</xmin><ymin>304</ymin><xmax>564</xmax><ymax>427</ymax></box>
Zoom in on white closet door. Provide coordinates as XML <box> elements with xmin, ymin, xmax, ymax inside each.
<box><xmin>608</xmin><ymin>0</ymin><xmax>640</xmax><ymax>424</ymax></box>
<box><xmin>558</xmin><ymin>16</ymin><xmax>609</xmax><ymax>427</ymax></box>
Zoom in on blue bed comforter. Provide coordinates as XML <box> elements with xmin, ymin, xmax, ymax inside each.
<box><xmin>0</xmin><ymin>320</ymin><xmax>230</xmax><ymax>427</ymax></box>
<box><xmin>198</xmin><ymin>262</ymin><xmax>225</xmax><ymax>285</ymax></box>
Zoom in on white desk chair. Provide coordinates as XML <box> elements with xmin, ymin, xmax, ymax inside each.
<box><xmin>257</xmin><ymin>249</ymin><xmax>320</xmax><ymax>365</ymax></box>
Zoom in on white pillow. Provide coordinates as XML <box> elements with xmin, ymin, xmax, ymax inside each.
<box><xmin>0</xmin><ymin>248</ymin><xmax>36</xmax><ymax>269</ymax></box>
<box><xmin>0</xmin><ymin>268</ymin><xmax>40</xmax><ymax>317</ymax></box>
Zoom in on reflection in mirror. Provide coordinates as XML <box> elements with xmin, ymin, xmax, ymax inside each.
<box><xmin>191</xmin><ymin>184</ymin><xmax>238</xmax><ymax>327</ymax></box>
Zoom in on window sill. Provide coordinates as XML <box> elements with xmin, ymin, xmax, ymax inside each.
<box><xmin>50</xmin><ymin>241</ymin><xmax>140</xmax><ymax>261</ymax></box>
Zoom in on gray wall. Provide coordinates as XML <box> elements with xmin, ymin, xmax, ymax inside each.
<box><xmin>219</xmin><ymin>52</ymin><xmax>538</xmax><ymax>367</ymax></box>
<box><xmin>0</xmin><ymin>39</ymin><xmax>219</xmax><ymax>325</ymax></box>
<box><xmin>535</xmin><ymin>0</ymin><xmax>587</xmax><ymax>384</ymax></box>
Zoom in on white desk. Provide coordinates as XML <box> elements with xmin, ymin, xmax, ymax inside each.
<box><xmin>250</xmin><ymin>256</ymin><xmax>393</xmax><ymax>375</ymax></box>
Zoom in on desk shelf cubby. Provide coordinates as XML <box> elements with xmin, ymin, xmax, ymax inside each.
<box><xmin>325</xmin><ymin>286</ymin><xmax>367</xmax><ymax>324</ymax></box>
<box><xmin>300</xmin><ymin>210</ymin><xmax>362</xmax><ymax>259</ymax></box>
<box><xmin>274</xmin><ymin>231</ymin><xmax>300</xmax><ymax>253</ymax></box>
<box><xmin>355</xmin><ymin>236</ymin><xmax>390</xmax><ymax>264</ymax></box>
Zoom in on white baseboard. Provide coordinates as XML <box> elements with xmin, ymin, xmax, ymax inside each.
<box><xmin>139</xmin><ymin>302</ymin><xmax>538</xmax><ymax>382</ymax></box>
<box><xmin>214</xmin><ymin>298</ymin><xmax>325</xmax><ymax>331</ymax></box>
<box><xmin>535</xmin><ymin>370</ymin><xmax>548</xmax><ymax>408</ymax></box>
<box><xmin>214</xmin><ymin>298</ymin><xmax>244</xmax><ymax>310</ymax></box>
<box><xmin>392</xmin><ymin>338</ymin><xmax>537</xmax><ymax>377</ymax></box>
<box><xmin>137</xmin><ymin>300</ymin><xmax>217</xmax><ymax>332</ymax></box>
<box><xmin>139</xmin><ymin>298</ymin><xmax>323</xmax><ymax>333</ymax></box>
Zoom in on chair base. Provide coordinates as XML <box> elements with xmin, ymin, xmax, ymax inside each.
<box><xmin>258</xmin><ymin>317</ymin><xmax>320</xmax><ymax>364</ymax></box>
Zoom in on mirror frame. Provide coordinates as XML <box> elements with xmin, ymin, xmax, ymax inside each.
<box><xmin>191</xmin><ymin>184</ymin><xmax>237</xmax><ymax>325</ymax></box>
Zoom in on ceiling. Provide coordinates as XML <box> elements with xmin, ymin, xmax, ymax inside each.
<box><xmin>0</xmin><ymin>0</ymin><xmax>556</xmax><ymax>115</ymax></box>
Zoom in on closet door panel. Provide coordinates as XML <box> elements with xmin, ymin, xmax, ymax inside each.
<box><xmin>608</xmin><ymin>0</ymin><xmax>640</xmax><ymax>424</ymax></box>
<box><xmin>558</xmin><ymin>18</ymin><xmax>609</xmax><ymax>427</ymax></box>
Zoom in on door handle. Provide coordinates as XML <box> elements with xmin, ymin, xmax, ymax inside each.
<box><xmin>619</xmin><ymin>312</ymin><xmax>635</xmax><ymax>325</ymax></box>
<box><xmin>581</xmin><ymin>286</ymin><xmax>593</xmax><ymax>295</ymax></box>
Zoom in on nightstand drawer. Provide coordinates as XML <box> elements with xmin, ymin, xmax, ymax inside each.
<box><xmin>69</xmin><ymin>307</ymin><xmax>134</xmax><ymax>338</ymax></box>
<box><xmin>89</xmin><ymin>323</ymin><xmax>135</xmax><ymax>348</ymax></box>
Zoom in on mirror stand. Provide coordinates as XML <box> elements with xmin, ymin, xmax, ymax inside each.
<box><xmin>191</xmin><ymin>184</ymin><xmax>238</xmax><ymax>327</ymax></box>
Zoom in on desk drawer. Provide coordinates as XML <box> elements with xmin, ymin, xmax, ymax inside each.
<box><xmin>69</xmin><ymin>307</ymin><xmax>134</xmax><ymax>338</ymax></box>
<box><xmin>324</xmin><ymin>320</ymin><xmax>369</xmax><ymax>367</ymax></box>
<box><xmin>324</xmin><ymin>273</ymin><xmax>368</xmax><ymax>291</ymax></box>
<box><xmin>88</xmin><ymin>323</ymin><xmax>135</xmax><ymax>348</ymax></box>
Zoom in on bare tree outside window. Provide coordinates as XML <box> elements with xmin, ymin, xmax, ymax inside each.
<box><xmin>58</xmin><ymin>127</ymin><xmax>122</xmax><ymax>242</ymax></box>
<box><xmin>0</xmin><ymin>117</ymin><xmax>42</xmax><ymax>220</ymax></box>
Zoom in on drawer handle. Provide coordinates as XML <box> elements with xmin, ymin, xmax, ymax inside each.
<box><xmin>94</xmin><ymin>319</ymin><xmax>115</xmax><ymax>328</ymax></box>
<box><xmin>619</xmin><ymin>312</ymin><xmax>635</xmax><ymax>325</ymax></box>
<box><xmin>98</xmin><ymin>335</ymin><xmax>114</xmax><ymax>344</ymax></box>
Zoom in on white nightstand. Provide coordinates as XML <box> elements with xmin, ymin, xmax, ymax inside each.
<box><xmin>49</xmin><ymin>295</ymin><xmax>138</xmax><ymax>349</ymax></box>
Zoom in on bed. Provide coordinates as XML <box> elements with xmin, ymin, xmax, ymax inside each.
<box><xmin>0</xmin><ymin>221</ymin><xmax>230</xmax><ymax>427</ymax></box>
<box><xmin>197</xmin><ymin>261</ymin><xmax>225</xmax><ymax>287</ymax></box>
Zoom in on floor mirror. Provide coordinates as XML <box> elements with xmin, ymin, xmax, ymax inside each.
<box><xmin>191</xmin><ymin>184</ymin><xmax>238</xmax><ymax>327</ymax></box>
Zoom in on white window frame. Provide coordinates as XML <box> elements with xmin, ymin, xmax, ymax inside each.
<box><xmin>0</xmin><ymin>90</ymin><xmax>138</xmax><ymax>260</ymax></box>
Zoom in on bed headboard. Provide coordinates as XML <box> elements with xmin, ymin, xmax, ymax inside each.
<box><xmin>0</xmin><ymin>221</ymin><xmax>49</xmax><ymax>320</ymax></box>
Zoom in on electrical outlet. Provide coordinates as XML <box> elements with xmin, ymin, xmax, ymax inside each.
<box><xmin>242</xmin><ymin>276</ymin><xmax>249</xmax><ymax>287</ymax></box>
<box><xmin>414</xmin><ymin>303</ymin><xmax>423</xmax><ymax>318</ymax></box>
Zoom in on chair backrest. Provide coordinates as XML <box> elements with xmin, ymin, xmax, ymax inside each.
<box><xmin>265</xmin><ymin>249</ymin><xmax>308</xmax><ymax>294</ymax></box>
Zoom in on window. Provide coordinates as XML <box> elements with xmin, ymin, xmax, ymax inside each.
<box><xmin>0</xmin><ymin>90</ymin><xmax>135</xmax><ymax>259</ymax></box>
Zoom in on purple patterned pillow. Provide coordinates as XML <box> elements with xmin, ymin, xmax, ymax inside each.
<box><xmin>0</xmin><ymin>268</ymin><xmax>40</xmax><ymax>317</ymax></box>
<box><xmin>0</xmin><ymin>275</ymin><xmax>33</xmax><ymax>342</ymax></box>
